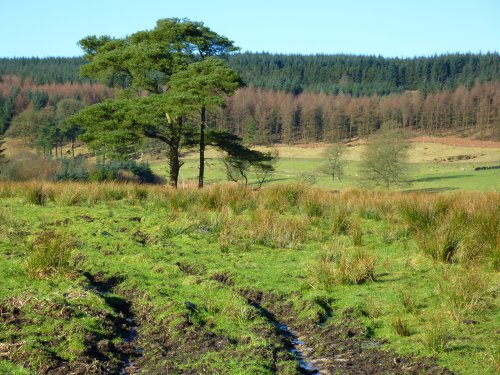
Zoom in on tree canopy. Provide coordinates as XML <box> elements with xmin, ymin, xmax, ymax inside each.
<box><xmin>358</xmin><ymin>122</ymin><xmax>411</xmax><ymax>189</ymax></box>
<box><xmin>72</xmin><ymin>18</ymin><xmax>274</xmax><ymax>187</ymax></box>
<box><xmin>2</xmin><ymin>52</ymin><xmax>498</xmax><ymax>96</ymax></box>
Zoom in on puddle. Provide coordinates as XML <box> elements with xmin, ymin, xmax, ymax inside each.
<box><xmin>248</xmin><ymin>300</ymin><xmax>320</xmax><ymax>374</ymax></box>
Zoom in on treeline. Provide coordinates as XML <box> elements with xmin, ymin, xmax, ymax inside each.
<box><xmin>227</xmin><ymin>53</ymin><xmax>500</xmax><ymax>96</ymax></box>
<box><xmin>1</xmin><ymin>53</ymin><xmax>499</xmax><ymax>96</ymax></box>
<box><xmin>214</xmin><ymin>83</ymin><xmax>500</xmax><ymax>144</ymax></box>
<box><xmin>0</xmin><ymin>74</ymin><xmax>114</xmax><ymax>133</ymax></box>
<box><xmin>0</xmin><ymin>57</ymin><xmax>90</xmax><ymax>84</ymax></box>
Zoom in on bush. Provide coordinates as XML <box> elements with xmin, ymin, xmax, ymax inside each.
<box><xmin>55</xmin><ymin>157</ymin><xmax>89</xmax><ymax>181</ymax></box>
<box><xmin>89</xmin><ymin>160</ymin><xmax>160</xmax><ymax>183</ymax></box>
<box><xmin>0</xmin><ymin>151</ymin><xmax>59</xmax><ymax>181</ymax></box>
<box><xmin>26</xmin><ymin>232</ymin><xmax>74</xmax><ymax>278</ymax></box>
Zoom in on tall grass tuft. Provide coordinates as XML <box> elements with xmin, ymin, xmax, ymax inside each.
<box><xmin>26</xmin><ymin>232</ymin><xmax>74</xmax><ymax>278</ymax></box>
<box><xmin>26</xmin><ymin>184</ymin><xmax>52</xmax><ymax>206</ymax></box>
<box><xmin>399</xmin><ymin>288</ymin><xmax>418</xmax><ymax>313</ymax></box>
<box><xmin>417</xmin><ymin>222</ymin><xmax>462</xmax><ymax>263</ymax></box>
<box><xmin>350</xmin><ymin>218</ymin><xmax>363</xmax><ymax>247</ymax></box>
<box><xmin>422</xmin><ymin>315</ymin><xmax>450</xmax><ymax>353</ymax></box>
<box><xmin>310</xmin><ymin>245</ymin><xmax>375</xmax><ymax>289</ymax></box>
<box><xmin>392</xmin><ymin>317</ymin><xmax>412</xmax><ymax>337</ymax></box>
<box><xmin>328</xmin><ymin>205</ymin><xmax>352</xmax><ymax>236</ymax></box>
<box><xmin>439</xmin><ymin>267</ymin><xmax>492</xmax><ymax>318</ymax></box>
<box><xmin>253</xmin><ymin>208</ymin><xmax>308</xmax><ymax>249</ymax></box>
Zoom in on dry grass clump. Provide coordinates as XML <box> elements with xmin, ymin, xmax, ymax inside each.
<box><xmin>253</xmin><ymin>208</ymin><xmax>309</xmax><ymax>249</ymax></box>
<box><xmin>310</xmin><ymin>245</ymin><xmax>376</xmax><ymax>289</ymax></box>
<box><xmin>26</xmin><ymin>184</ymin><xmax>53</xmax><ymax>206</ymax></box>
<box><xmin>26</xmin><ymin>232</ymin><xmax>75</xmax><ymax>279</ymax></box>
<box><xmin>349</xmin><ymin>218</ymin><xmax>363</xmax><ymax>246</ymax></box>
<box><xmin>258</xmin><ymin>184</ymin><xmax>307</xmax><ymax>213</ymax></box>
<box><xmin>298</xmin><ymin>189</ymin><xmax>334</xmax><ymax>217</ymax></box>
<box><xmin>327</xmin><ymin>205</ymin><xmax>352</xmax><ymax>235</ymax></box>
<box><xmin>199</xmin><ymin>184</ymin><xmax>255</xmax><ymax>213</ymax></box>
<box><xmin>438</xmin><ymin>267</ymin><xmax>495</xmax><ymax>318</ymax></box>
<box><xmin>401</xmin><ymin>193</ymin><xmax>500</xmax><ymax>265</ymax></box>
<box><xmin>216</xmin><ymin>205</ymin><xmax>310</xmax><ymax>251</ymax></box>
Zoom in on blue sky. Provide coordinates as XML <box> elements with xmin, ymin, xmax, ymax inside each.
<box><xmin>1</xmin><ymin>0</ymin><xmax>498</xmax><ymax>57</ymax></box>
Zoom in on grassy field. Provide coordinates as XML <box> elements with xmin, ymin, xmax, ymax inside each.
<box><xmin>0</xmin><ymin>182</ymin><xmax>498</xmax><ymax>374</ymax></box>
<box><xmin>146</xmin><ymin>141</ymin><xmax>500</xmax><ymax>192</ymax></box>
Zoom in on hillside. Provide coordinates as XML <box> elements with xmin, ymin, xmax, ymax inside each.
<box><xmin>1</xmin><ymin>53</ymin><xmax>499</xmax><ymax>145</ymax></box>
<box><xmin>1</xmin><ymin>53</ymin><xmax>499</xmax><ymax>95</ymax></box>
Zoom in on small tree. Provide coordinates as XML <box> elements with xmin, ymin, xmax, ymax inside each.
<box><xmin>56</xmin><ymin>99</ymin><xmax>85</xmax><ymax>159</ymax></box>
<box><xmin>322</xmin><ymin>142</ymin><xmax>346</xmax><ymax>181</ymax></box>
<box><xmin>215</xmin><ymin>131</ymin><xmax>275</xmax><ymax>186</ymax></box>
<box><xmin>359</xmin><ymin>122</ymin><xmax>411</xmax><ymax>189</ymax></box>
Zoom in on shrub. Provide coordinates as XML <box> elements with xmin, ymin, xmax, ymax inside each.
<box><xmin>26</xmin><ymin>232</ymin><xmax>74</xmax><ymax>278</ymax></box>
<box><xmin>55</xmin><ymin>157</ymin><xmax>89</xmax><ymax>181</ymax></box>
<box><xmin>0</xmin><ymin>151</ymin><xmax>59</xmax><ymax>181</ymax></box>
<box><xmin>89</xmin><ymin>160</ymin><xmax>160</xmax><ymax>183</ymax></box>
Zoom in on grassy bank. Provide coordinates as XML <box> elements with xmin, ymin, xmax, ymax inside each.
<box><xmin>0</xmin><ymin>182</ymin><xmax>498</xmax><ymax>373</ymax></box>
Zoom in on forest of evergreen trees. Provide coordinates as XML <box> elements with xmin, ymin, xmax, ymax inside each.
<box><xmin>227</xmin><ymin>52</ymin><xmax>500</xmax><ymax>96</ymax></box>
<box><xmin>1</xmin><ymin>53</ymin><xmax>499</xmax><ymax>95</ymax></box>
<box><xmin>0</xmin><ymin>53</ymin><xmax>499</xmax><ymax>145</ymax></box>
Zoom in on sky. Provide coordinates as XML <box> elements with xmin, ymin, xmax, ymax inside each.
<box><xmin>0</xmin><ymin>0</ymin><xmax>499</xmax><ymax>58</ymax></box>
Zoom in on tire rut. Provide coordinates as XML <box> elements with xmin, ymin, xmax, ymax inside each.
<box><xmin>83</xmin><ymin>272</ymin><xmax>143</xmax><ymax>374</ymax></box>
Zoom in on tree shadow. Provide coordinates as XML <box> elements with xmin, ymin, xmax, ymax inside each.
<box><xmin>410</xmin><ymin>175</ymin><xmax>472</xmax><ymax>183</ymax></box>
<box><xmin>404</xmin><ymin>187</ymin><xmax>460</xmax><ymax>193</ymax></box>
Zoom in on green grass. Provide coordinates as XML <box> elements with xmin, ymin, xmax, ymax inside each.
<box><xmin>0</xmin><ymin>182</ymin><xmax>498</xmax><ymax>373</ymax></box>
<box><xmin>150</xmin><ymin>155</ymin><xmax>500</xmax><ymax>192</ymax></box>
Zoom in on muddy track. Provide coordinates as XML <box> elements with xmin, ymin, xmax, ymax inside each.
<box><xmin>247</xmin><ymin>298</ymin><xmax>321</xmax><ymax>374</ymax></box>
<box><xmin>83</xmin><ymin>272</ymin><xmax>142</xmax><ymax>374</ymax></box>
<box><xmin>240</xmin><ymin>288</ymin><xmax>453</xmax><ymax>375</ymax></box>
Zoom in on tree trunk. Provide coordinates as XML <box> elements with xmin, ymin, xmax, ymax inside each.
<box><xmin>169</xmin><ymin>146</ymin><xmax>180</xmax><ymax>188</ymax></box>
<box><xmin>71</xmin><ymin>139</ymin><xmax>75</xmax><ymax>160</ymax></box>
<box><xmin>168</xmin><ymin>116</ymin><xmax>183</xmax><ymax>188</ymax></box>
<box><xmin>198</xmin><ymin>106</ymin><xmax>206</xmax><ymax>188</ymax></box>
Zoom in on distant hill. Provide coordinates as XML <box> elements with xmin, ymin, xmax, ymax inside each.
<box><xmin>1</xmin><ymin>53</ymin><xmax>498</xmax><ymax>142</ymax></box>
<box><xmin>1</xmin><ymin>52</ymin><xmax>499</xmax><ymax>96</ymax></box>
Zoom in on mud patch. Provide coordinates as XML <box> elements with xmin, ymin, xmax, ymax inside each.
<box><xmin>240</xmin><ymin>289</ymin><xmax>453</xmax><ymax>375</ymax></box>
<box><xmin>80</xmin><ymin>215</ymin><xmax>94</xmax><ymax>222</ymax></box>
<box><xmin>83</xmin><ymin>272</ymin><xmax>142</xmax><ymax>374</ymax></box>
<box><xmin>247</xmin><ymin>297</ymin><xmax>320</xmax><ymax>374</ymax></box>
